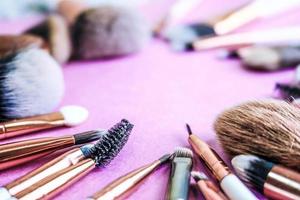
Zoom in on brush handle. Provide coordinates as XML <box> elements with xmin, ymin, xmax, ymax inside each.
<box><xmin>220</xmin><ymin>174</ymin><xmax>257</xmax><ymax>200</ymax></box>
<box><xmin>57</xmin><ymin>0</ymin><xmax>87</xmax><ymax>24</ymax></box>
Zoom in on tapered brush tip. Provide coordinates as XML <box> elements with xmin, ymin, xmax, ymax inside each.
<box><xmin>159</xmin><ymin>154</ymin><xmax>172</xmax><ymax>164</ymax></box>
<box><xmin>191</xmin><ymin>171</ymin><xmax>208</xmax><ymax>182</ymax></box>
<box><xmin>174</xmin><ymin>147</ymin><xmax>193</xmax><ymax>158</ymax></box>
<box><xmin>74</xmin><ymin>129</ymin><xmax>107</xmax><ymax>145</ymax></box>
<box><xmin>60</xmin><ymin>105</ymin><xmax>89</xmax><ymax>126</ymax></box>
<box><xmin>186</xmin><ymin>123</ymin><xmax>192</xmax><ymax>135</ymax></box>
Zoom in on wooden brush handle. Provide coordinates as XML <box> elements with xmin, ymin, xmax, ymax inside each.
<box><xmin>57</xmin><ymin>0</ymin><xmax>87</xmax><ymax>24</ymax></box>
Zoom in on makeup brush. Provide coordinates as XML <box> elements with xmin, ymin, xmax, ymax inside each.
<box><xmin>58</xmin><ymin>1</ymin><xmax>150</xmax><ymax>60</ymax></box>
<box><xmin>232</xmin><ymin>155</ymin><xmax>300</xmax><ymax>200</ymax></box>
<box><xmin>166</xmin><ymin>147</ymin><xmax>193</xmax><ymax>200</ymax></box>
<box><xmin>88</xmin><ymin>154</ymin><xmax>171</xmax><ymax>200</ymax></box>
<box><xmin>0</xmin><ymin>105</ymin><xmax>88</xmax><ymax>140</ymax></box>
<box><xmin>0</xmin><ymin>119</ymin><xmax>133</xmax><ymax>199</ymax></box>
<box><xmin>0</xmin><ymin>47</ymin><xmax>64</xmax><ymax>122</ymax></box>
<box><xmin>191</xmin><ymin>171</ymin><xmax>228</xmax><ymax>200</ymax></box>
<box><xmin>0</xmin><ymin>129</ymin><xmax>105</xmax><ymax>170</ymax></box>
<box><xmin>24</xmin><ymin>14</ymin><xmax>71</xmax><ymax>64</ymax></box>
<box><xmin>214</xmin><ymin>99</ymin><xmax>300</xmax><ymax>171</ymax></box>
<box><xmin>187</xmin><ymin>124</ymin><xmax>257</xmax><ymax>200</ymax></box>
<box><xmin>192</xmin><ymin>27</ymin><xmax>300</xmax><ymax>51</ymax></box>
<box><xmin>237</xmin><ymin>45</ymin><xmax>300</xmax><ymax>71</ymax></box>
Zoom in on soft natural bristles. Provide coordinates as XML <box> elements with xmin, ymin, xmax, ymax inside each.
<box><xmin>73</xmin><ymin>129</ymin><xmax>107</xmax><ymax>145</ymax></box>
<box><xmin>173</xmin><ymin>147</ymin><xmax>193</xmax><ymax>158</ymax></box>
<box><xmin>86</xmin><ymin>119</ymin><xmax>133</xmax><ymax>167</ymax></box>
<box><xmin>191</xmin><ymin>171</ymin><xmax>208</xmax><ymax>182</ymax></box>
<box><xmin>72</xmin><ymin>5</ymin><xmax>150</xmax><ymax>60</ymax></box>
<box><xmin>214</xmin><ymin>99</ymin><xmax>300</xmax><ymax>170</ymax></box>
<box><xmin>232</xmin><ymin>155</ymin><xmax>274</xmax><ymax>192</ymax></box>
<box><xmin>60</xmin><ymin>105</ymin><xmax>89</xmax><ymax>126</ymax></box>
<box><xmin>0</xmin><ymin>48</ymin><xmax>64</xmax><ymax>121</ymax></box>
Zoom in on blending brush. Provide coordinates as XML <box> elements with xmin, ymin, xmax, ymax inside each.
<box><xmin>214</xmin><ymin>99</ymin><xmax>300</xmax><ymax>171</ymax></box>
<box><xmin>232</xmin><ymin>155</ymin><xmax>300</xmax><ymax>200</ymax></box>
<box><xmin>0</xmin><ymin>105</ymin><xmax>88</xmax><ymax>140</ymax></box>
<box><xmin>191</xmin><ymin>171</ymin><xmax>228</xmax><ymax>200</ymax></box>
<box><xmin>58</xmin><ymin>0</ymin><xmax>150</xmax><ymax>60</ymax></box>
<box><xmin>87</xmin><ymin>154</ymin><xmax>171</xmax><ymax>200</ymax></box>
<box><xmin>0</xmin><ymin>47</ymin><xmax>64</xmax><ymax>122</ymax></box>
<box><xmin>0</xmin><ymin>129</ymin><xmax>104</xmax><ymax>170</ymax></box>
<box><xmin>0</xmin><ymin>119</ymin><xmax>133</xmax><ymax>200</ymax></box>
<box><xmin>165</xmin><ymin>147</ymin><xmax>193</xmax><ymax>200</ymax></box>
<box><xmin>192</xmin><ymin>27</ymin><xmax>300</xmax><ymax>51</ymax></box>
<box><xmin>237</xmin><ymin>45</ymin><xmax>300</xmax><ymax>71</ymax></box>
<box><xmin>24</xmin><ymin>14</ymin><xmax>71</xmax><ymax>64</ymax></box>
<box><xmin>186</xmin><ymin>124</ymin><xmax>257</xmax><ymax>200</ymax></box>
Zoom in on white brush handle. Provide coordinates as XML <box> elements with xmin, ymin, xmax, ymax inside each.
<box><xmin>220</xmin><ymin>174</ymin><xmax>257</xmax><ymax>200</ymax></box>
<box><xmin>0</xmin><ymin>187</ymin><xmax>15</xmax><ymax>200</ymax></box>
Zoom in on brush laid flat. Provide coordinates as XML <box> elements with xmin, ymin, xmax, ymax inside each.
<box><xmin>214</xmin><ymin>99</ymin><xmax>300</xmax><ymax>171</ymax></box>
<box><xmin>232</xmin><ymin>155</ymin><xmax>300</xmax><ymax>200</ymax></box>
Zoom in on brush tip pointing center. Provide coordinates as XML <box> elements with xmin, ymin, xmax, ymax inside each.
<box><xmin>186</xmin><ymin>123</ymin><xmax>192</xmax><ymax>135</ymax></box>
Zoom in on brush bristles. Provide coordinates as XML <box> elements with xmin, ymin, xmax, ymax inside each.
<box><xmin>191</xmin><ymin>171</ymin><xmax>208</xmax><ymax>182</ymax></box>
<box><xmin>173</xmin><ymin>147</ymin><xmax>193</xmax><ymax>158</ymax></box>
<box><xmin>87</xmin><ymin>119</ymin><xmax>133</xmax><ymax>167</ymax></box>
<box><xmin>275</xmin><ymin>83</ymin><xmax>300</xmax><ymax>100</ymax></box>
<box><xmin>73</xmin><ymin>130</ymin><xmax>107</xmax><ymax>145</ymax></box>
<box><xmin>214</xmin><ymin>99</ymin><xmax>300</xmax><ymax>171</ymax></box>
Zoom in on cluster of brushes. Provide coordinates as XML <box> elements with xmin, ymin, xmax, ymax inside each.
<box><xmin>214</xmin><ymin>99</ymin><xmax>300</xmax><ymax>199</ymax></box>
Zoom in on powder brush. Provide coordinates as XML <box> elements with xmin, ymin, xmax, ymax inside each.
<box><xmin>232</xmin><ymin>155</ymin><xmax>300</xmax><ymax>200</ymax></box>
<box><xmin>0</xmin><ymin>105</ymin><xmax>88</xmax><ymax>140</ymax></box>
<box><xmin>0</xmin><ymin>119</ymin><xmax>133</xmax><ymax>199</ymax></box>
<box><xmin>88</xmin><ymin>154</ymin><xmax>171</xmax><ymax>200</ymax></box>
<box><xmin>0</xmin><ymin>47</ymin><xmax>64</xmax><ymax>122</ymax></box>
<box><xmin>0</xmin><ymin>129</ymin><xmax>104</xmax><ymax>170</ymax></box>
<box><xmin>214</xmin><ymin>99</ymin><xmax>300</xmax><ymax>171</ymax></box>
<box><xmin>25</xmin><ymin>14</ymin><xmax>71</xmax><ymax>64</ymax></box>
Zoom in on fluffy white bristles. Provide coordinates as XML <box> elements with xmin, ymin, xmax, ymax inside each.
<box><xmin>60</xmin><ymin>105</ymin><xmax>89</xmax><ymax>126</ymax></box>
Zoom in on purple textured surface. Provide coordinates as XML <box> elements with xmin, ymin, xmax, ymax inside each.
<box><xmin>1</xmin><ymin>1</ymin><xmax>300</xmax><ymax>199</ymax></box>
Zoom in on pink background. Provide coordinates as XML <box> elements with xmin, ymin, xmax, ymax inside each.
<box><xmin>1</xmin><ymin>0</ymin><xmax>300</xmax><ymax>199</ymax></box>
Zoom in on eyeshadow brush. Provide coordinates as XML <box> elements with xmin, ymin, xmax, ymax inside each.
<box><xmin>0</xmin><ymin>129</ymin><xmax>106</xmax><ymax>170</ymax></box>
<box><xmin>0</xmin><ymin>119</ymin><xmax>133</xmax><ymax>200</ymax></box>
<box><xmin>88</xmin><ymin>154</ymin><xmax>171</xmax><ymax>200</ymax></box>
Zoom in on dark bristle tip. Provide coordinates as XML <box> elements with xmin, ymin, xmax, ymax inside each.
<box><xmin>74</xmin><ymin>130</ymin><xmax>107</xmax><ymax>144</ymax></box>
<box><xmin>159</xmin><ymin>154</ymin><xmax>172</xmax><ymax>163</ymax></box>
<box><xmin>186</xmin><ymin>123</ymin><xmax>192</xmax><ymax>135</ymax></box>
<box><xmin>87</xmin><ymin>119</ymin><xmax>133</xmax><ymax>167</ymax></box>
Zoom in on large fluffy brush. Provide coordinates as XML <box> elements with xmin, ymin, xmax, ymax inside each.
<box><xmin>214</xmin><ymin>99</ymin><xmax>300</xmax><ymax>171</ymax></box>
<box><xmin>0</xmin><ymin>47</ymin><xmax>64</xmax><ymax>121</ymax></box>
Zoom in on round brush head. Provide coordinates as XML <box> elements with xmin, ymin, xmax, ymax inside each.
<box><xmin>72</xmin><ymin>5</ymin><xmax>150</xmax><ymax>60</ymax></box>
<box><xmin>214</xmin><ymin>99</ymin><xmax>300</xmax><ymax>170</ymax></box>
<box><xmin>0</xmin><ymin>48</ymin><xmax>64</xmax><ymax>121</ymax></box>
<box><xmin>25</xmin><ymin>14</ymin><xmax>72</xmax><ymax>64</ymax></box>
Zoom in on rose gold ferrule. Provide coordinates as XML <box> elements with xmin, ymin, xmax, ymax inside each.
<box><xmin>0</xmin><ymin>112</ymin><xmax>65</xmax><ymax>140</ymax></box>
<box><xmin>15</xmin><ymin>158</ymin><xmax>95</xmax><ymax>200</ymax></box>
<box><xmin>188</xmin><ymin>134</ymin><xmax>230</xmax><ymax>181</ymax></box>
<box><xmin>0</xmin><ymin>135</ymin><xmax>74</xmax><ymax>170</ymax></box>
<box><xmin>196</xmin><ymin>180</ymin><xmax>228</xmax><ymax>200</ymax></box>
<box><xmin>89</xmin><ymin>159</ymin><xmax>162</xmax><ymax>200</ymax></box>
<box><xmin>264</xmin><ymin>166</ymin><xmax>300</xmax><ymax>200</ymax></box>
<box><xmin>5</xmin><ymin>147</ymin><xmax>87</xmax><ymax>196</ymax></box>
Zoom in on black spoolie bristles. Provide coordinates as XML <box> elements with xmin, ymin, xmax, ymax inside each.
<box><xmin>186</xmin><ymin>123</ymin><xmax>193</xmax><ymax>135</ymax></box>
<box><xmin>87</xmin><ymin>119</ymin><xmax>133</xmax><ymax>167</ymax></box>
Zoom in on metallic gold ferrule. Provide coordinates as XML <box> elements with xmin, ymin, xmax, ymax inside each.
<box><xmin>5</xmin><ymin>147</ymin><xmax>88</xmax><ymax>196</ymax></box>
<box><xmin>0</xmin><ymin>112</ymin><xmax>65</xmax><ymax>140</ymax></box>
<box><xmin>90</xmin><ymin>159</ymin><xmax>162</xmax><ymax>200</ymax></box>
<box><xmin>189</xmin><ymin>134</ymin><xmax>230</xmax><ymax>181</ymax></box>
<box><xmin>15</xmin><ymin>158</ymin><xmax>95</xmax><ymax>200</ymax></box>
<box><xmin>264</xmin><ymin>166</ymin><xmax>300</xmax><ymax>200</ymax></box>
<box><xmin>0</xmin><ymin>135</ymin><xmax>74</xmax><ymax>170</ymax></box>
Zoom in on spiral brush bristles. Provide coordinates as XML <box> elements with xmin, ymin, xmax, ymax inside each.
<box><xmin>87</xmin><ymin>119</ymin><xmax>133</xmax><ymax>167</ymax></box>
<box><xmin>214</xmin><ymin>99</ymin><xmax>300</xmax><ymax>170</ymax></box>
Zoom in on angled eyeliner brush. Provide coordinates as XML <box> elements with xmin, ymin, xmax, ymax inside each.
<box><xmin>0</xmin><ymin>129</ymin><xmax>107</xmax><ymax>170</ymax></box>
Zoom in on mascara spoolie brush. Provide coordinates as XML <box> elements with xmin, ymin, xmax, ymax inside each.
<box><xmin>0</xmin><ymin>129</ymin><xmax>106</xmax><ymax>170</ymax></box>
<box><xmin>0</xmin><ymin>119</ymin><xmax>133</xmax><ymax>200</ymax></box>
<box><xmin>0</xmin><ymin>105</ymin><xmax>88</xmax><ymax>140</ymax></box>
<box><xmin>88</xmin><ymin>154</ymin><xmax>171</xmax><ymax>200</ymax></box>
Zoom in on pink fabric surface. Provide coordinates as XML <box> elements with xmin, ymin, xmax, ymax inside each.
<box><xmin>1</xmin><ymin>1</ymin><xmax>300</xmax><ymax>199</ymax></box>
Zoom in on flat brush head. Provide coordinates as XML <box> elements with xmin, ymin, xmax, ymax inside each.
<box><xmin>232</xmin><ymin>155</ymin><xmax>274</xmax><ymax>193</ymax></box>
<box><xmin>191</xmin><ymin>171</ymin><xmax>208</xmax><ymax>182</ymax></box>
<box><xmin>173</xmin><ymin>147</ymin><xmax>193</xmax><ymax>158</ymax></box>
<box><xmin>72</xmin><ymin>5</ymin><xmax>150</xmax><ymax>60</ymax></box>
<box><xmin>0</xmin><ymin>48</ymin><xmax>64</xmax><ymax>122</ymax></box>
<box><xmin>74</xmin><ymin>129</ymin><xmax>107</xmax><ymax>145</ymax></box>
<box><xmin>86</xmin><ymin>119</ymin><xmax>133</xmax><ymax>167</ymax></box>
<box><xmin>214</xmin><ymin>99</ymin><xmax>300</xmax><ymax>170</ymax></box>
